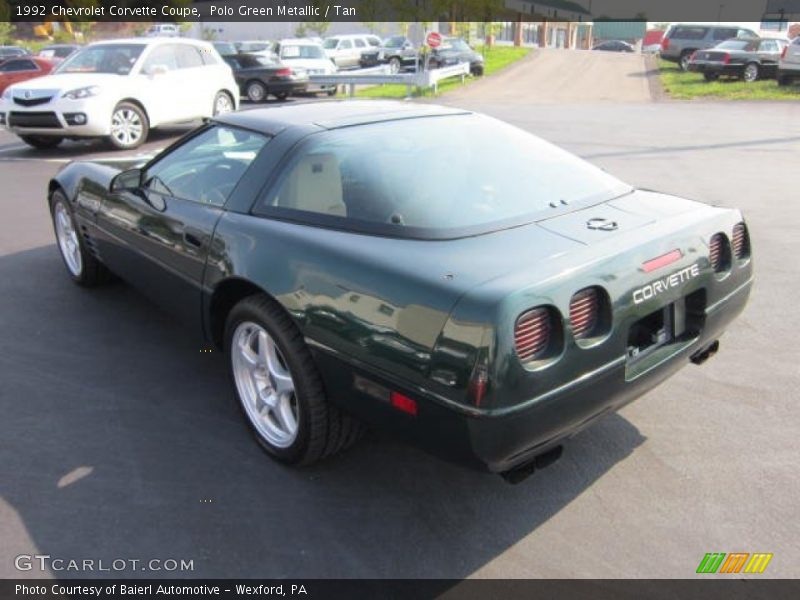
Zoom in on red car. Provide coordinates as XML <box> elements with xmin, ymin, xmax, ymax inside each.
<box><xmin>0</xmin><ymin>57</ymin><xmax>55</xmax><ymax>94</ymax></box>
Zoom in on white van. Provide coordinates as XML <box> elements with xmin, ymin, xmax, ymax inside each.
<box><xmin>322</xmin><ymin>34</ymin><xmax>381</xmax><ymax>68</ymax></box>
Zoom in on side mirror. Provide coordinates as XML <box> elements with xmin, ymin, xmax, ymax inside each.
<box><xmin>110</xmin><ymin>168</ymin><xmax>142</xmax><ymax>192</ymax></box>
<box><xmin>146</xmin><ymin>64</ymin><xmax>168</xmax><ymax>77</ymax></box>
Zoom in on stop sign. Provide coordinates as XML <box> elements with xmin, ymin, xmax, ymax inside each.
<box><xmin>426</xmin><ymin>32</ymin><xmax>442</xmax><ymax>48</ymax></box>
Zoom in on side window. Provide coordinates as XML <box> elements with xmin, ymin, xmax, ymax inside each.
<box><xmin>144</xmin><ymin>126</ymin><xmax>270</xmax><ymax>206</ymax></box>
<box><xmin>737</xmin><ymin>29</ymin><xmax>758</xmax><ymax>39</ymax></box>
<box><xmin>367</xmin><ymin>37</ymin><xmax>380</xmax><ymax>47</ymax></box>
<box><xmin>340</xmin><ymin>40</ymin><xmax>353</xmax><ymax>49</ymax></box>
<box><xmin>760</xmin><ymin>40</ymin><xmax>777</xmax><ymax>52</ymax></box>
<box><xmin>177</xmin><ymin>45</ymin><xmax>204</xmax><ymax>69</ymax></box>
<box><xmin>265</xmin><ymin>150</ymin><xmax>347</xmax><ymax>217</ymax></box>
<box><xmin>674</xmin><ymin>26</ymin><xmax>708</xmax><ymax>40</ymax></box>
<box><xmin>355</xmin><ymin>39</ymin><xmax>366</xmax><ymax>48</ymax></box>
<box><xmin>0</xmin><ymin>59</ymin><xmax>35</xmax><ymax>72</ymax></box>
<box><xmin>142</xmin><ymin>45</ymin><xmax>179</xmax><ymax>72</ymax></box>
<box><xmin>712</xmin><ymin>28</ymin><xmax>737</xmax><ymax>41</ymax></box>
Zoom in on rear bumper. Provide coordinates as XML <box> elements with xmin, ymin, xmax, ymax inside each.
<box><xmin>688</xmin><ymin>62</ymin><xmax>742</xmax><ymax>76</ymax></box>
<box><xmin>312</xmin><ymin>276</ymin><xmax>752</xmax><ymax>473</ymax></box>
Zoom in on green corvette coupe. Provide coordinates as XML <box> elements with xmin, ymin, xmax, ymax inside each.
<box><xmin>47</xmin><ymin>101</ymin><xmax>753</xmax><ymax>481</ymax></box>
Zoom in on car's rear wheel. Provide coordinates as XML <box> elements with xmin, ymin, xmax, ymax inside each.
<box><xmin>326</xmin><ymin>86</ymin><xmax>338</xmax><ymax>97</ymax></box>
<box><xmin>50</xmin><ymin>190</ymin><xmax>108</xmax><ymax>286</ymax></box>
<box><xmin>108</xmin><ymin>102</ymin><xmax>148</xmax><ymax>150</ymax></box>
<box><xmin>742</xmin><ymin>62</ymin><xmax>759</xmax><ymax>82</ymax></box>
<box><xmin>388</xmin><ymin>57</ymin><xmax>401</xmax><ymax>74</ymax></box>
<box><xmin>679</xmin><ymin>50</ymin><xmax>694</xmax><ymax>71</ymax></box>
<box><xmin>777</xmin><ymin>73</ymin><xmax>792</xmax><ymax>86</ymax></box>
<box><xmin>246</xmin><ymin>81</ymin><xmax>267</xmax><ymax>103</ymax></box>
<box><xmin>225</xmin><ymin>294</ymin><xmax>363</xmax><ymax>465</ymax></box>
<box><xmin>213</xmin><ymin>91</ymin><xmax>234</xmax><ymax>116</ymax></box>
<box><xmin>20</xmin><ymin>135</ymin><xmax>63</xmax><ymax>149</ymax></box>
<box><xmin>703</xmin><ymin>72</ymin><xmax>719</xmax><ymax>82</ymax></box>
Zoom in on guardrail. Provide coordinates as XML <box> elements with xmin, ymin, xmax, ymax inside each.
<box><xmin>309</xmin><ymin>62</ymin><xmax>471</xmax><ymax>98</ymax></box>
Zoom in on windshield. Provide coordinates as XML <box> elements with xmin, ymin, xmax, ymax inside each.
<box><xmin>259</xmin><ymin>114</ymin><xmax>632</xmax><ymax>238</ymax></box>
<box><xmin>716</xmin><ymin>40</ymin><xmax>755</xmax><ymax>50</ymax></box>
<box><xmin>281</xmin><ymin>44</ymin><xmax>324</xmax><ymax>59</ymax></box>
<box><xmin>323</xmin><ymin>39</ymin><xmax>339</xmax><ymax>49</ymax></box>
<box><xmin>442</xmin><ymin>39</ymin><xmax>471</xmax><ymax>51</ymax></box>
<box><xmin>55</xmin><ymin>44</ymin><xmax>144</xmax><ymax>75</ymax></box>
<box><xmin>237</xmin><ymin>54</ymin><xmax>278</xmax><ymax>68</ymax></box>
<box><xmin>238</xmin><ymin>42</ymin><xmax>269</xmax><ymax>52</ymax></box>
<box><xmin>213</xmin><ymin>42</ymin><xmax>237</xmax><ymax>56</ymax></box>
<box><xmin>384</xmin><ymin>36</ymin><xmax>405</xmax><ymax>48</ymax></box>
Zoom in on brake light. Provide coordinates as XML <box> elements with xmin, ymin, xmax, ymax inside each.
<box><xmin>514</xmin><ymin>307</ymin><xmax>551</xmax><ymax>361</ymax></box>
<box><xmin>467</xmin><ymin>363</ymin><xmax>489</xmax><ymax>407</ymax></box>
<box><xmin>390</xmin><ymin>392</ymin><xmax>417</xmax><ymax>416</ymax></box>
<box><xmin>731</xmin><ymin>223</ymin><xmax>750</xmax><ymax>259</ymax></box>
<box><xmin>661</xmin><ymin>37</ymin><xmax>670</xmax><ymax>50</ymax></box>
<box><xmin>722</xmin><ymin>53</ymin><xmax>730</xmax><ymax>64</ymax></box>
<box><xmin>781</xmin><ymin>46</ymin><xmax>788</xmax><ymax>59</ymax></box>
<box><xmin>276</xmin><ymin>67</ymin><xmax>292</xmax><ymax>76</ymax></box>
<box><xmin>569</xmin><ymin>288</ymin><xmax>599</xmax><ymax>339</ymax></box>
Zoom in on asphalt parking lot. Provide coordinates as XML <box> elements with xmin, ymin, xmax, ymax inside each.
<box><xmin>1</xmin><ymin>79</ymin><xmax>799</xmax><ymax>579</ymax></box>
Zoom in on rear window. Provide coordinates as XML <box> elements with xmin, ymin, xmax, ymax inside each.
<box><xmin>716</xmin><ymin>40</ymin><xmax>757</xmax><ymax>51</ymax></box>
<box><xmin>256</xmin><ymin>115</ymin><xmax>631</xmax><ymax>239</ymax></box>
<box><xmin>672</xmin><ymin>27</ymin><xmax>708</xmax><ymax>40</ymax></box>
<box><xmin>712</xmin><ymin>28</ymin><xmax>738</xmax><ymax>41</ymax></box>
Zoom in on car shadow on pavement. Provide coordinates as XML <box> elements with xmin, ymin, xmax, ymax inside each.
<box><xmin>0</xmin><ymin>245</ymin><xmax>646</xmax><ymax>579</ymax></box>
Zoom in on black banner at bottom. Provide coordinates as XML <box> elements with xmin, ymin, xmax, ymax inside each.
<box><xmin>2</xmin><ymin>579</ymin><xmax>800</xmax><ymax>600</ymax></box>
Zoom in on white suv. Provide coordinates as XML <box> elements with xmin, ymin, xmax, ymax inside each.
<box><xmin>323</xmin><ymin>34</ymin><xmax>381</xmax><ymax>68</ymax></box>
<box><xmin>0</xmin><ymin>38</ymin><xmax>238</xmax><ymax>150</ymax></box>
<box><xmin>778</xmin><ymin>36</ymin><xmax>800</xmax><ymax>86</ymax></box>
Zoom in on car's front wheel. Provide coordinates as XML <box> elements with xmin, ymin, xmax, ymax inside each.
<box><xmin>213</xmin><ymin>91</ymin><xmax>234</xmax><ymax>115</ymax></box>
<box><xmin>225</xmin><ymin>295</ymin><xmax>363</xmax><ymax>465</ymax></box>
<box><xmin>20</xmin><ymin>135</ymin><xmax>63</xmax><ymax>149</ymax></box>
<box><xmin>246</xmin><ymin>81</ymin><xmax>267</xmax><ymax>103</ymax></box>
<box><xmin>679</xmin><ymin>51</ymin><xmax>693</xmax><ymax>71</ymax></box>
<box><xmin>388</xmin><ymin>57</ymin><xmax>401</xmax><ymax>74</ymax></box>
<box><xmin>108</xmin><ymin>102</ymin><xmax>149</xmax><ymax>150</ymax></box>
<box><xmin>50</xmin><ymin>190</ymin><xmax>108</xmax><ymax>286</ymax></box>
<box><xmin>742</xmin><ymin>62</ymin><xmax>759</xmax><ymax>82</ymax></box>
<box><xmin>703</xmin><ymin>72</ymin><xmax>719</xmax><ymax>82</ymax></box>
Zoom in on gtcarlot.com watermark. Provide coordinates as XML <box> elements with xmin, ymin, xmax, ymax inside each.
<box><xmin>15</xmin><ymin>554</ymin><xmax>194</xmax><ymax>573</ymax></box>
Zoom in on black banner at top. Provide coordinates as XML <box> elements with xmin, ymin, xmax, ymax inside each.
<box><xmin>3</xmin><ymin>0</ymin><xmax>800</xmax><ymax>23</ymax></box>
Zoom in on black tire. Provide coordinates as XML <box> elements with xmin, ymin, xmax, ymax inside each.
<box><xmin>20</xmin><ymin>135</ymin><xmax>63</xmax><ymax>149</ymax></box>
<box><xmin>679</xmin><ymin>50</ymin><xmax>694</xmax><ymax>72</ymax></box>
<box><xmin>326</xmin><ymin>87</ymin><xmax>338</xmax><ymax>97</ymax></box>
<box><xmin>49</xmin><ymin>190</ymin><xmax>110</xmax><ymax>287</ymax></box>
<box><xmin>225</xmin><ymin>294</ymin><xmax>364</xmax><ymax>465</ymax></box>
<box><xmin>388</xmin><ymin>56</ymin><xmax>401</xmax><ymax>74</ymax></box>
<box><xmin>107</xmin><ymin>101</ymin><xmax>149</xmax><ymax>150</ymax></box>
<box><xmin>246</xmin><ymin>80</ymin><xmax>267</xmax><ymax>103</ymax></box>
<box><xmin>212</xmin><ymin>91</ymin><xmax>235</xmax><ymax>116</ymax></box>
<box><xmin>703</xmin><ymin>72</ymin><xmax>719</xmax><ymax>82</ymax></box>
<box><xmin>742</xmin><ymin>62</ymin><xmax>759</xmax><ymax>83</ymax></box>
<box><xmin>274</xmin><ymin>91</ymin><xmax>289</xmax><ymax>101</ymax></box>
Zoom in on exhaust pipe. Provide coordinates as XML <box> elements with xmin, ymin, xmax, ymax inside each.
<box><xmin>500</xmin><ymin>445</ymin><xmax>563</xmax><ymax>484</ymax></box>
<box><xmin>690</xmin><ymin>340</ymin><xmax>719</xmax><ymax>365</ymax></box>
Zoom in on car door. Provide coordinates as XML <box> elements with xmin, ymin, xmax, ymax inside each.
<box><xmin>337</xmin><ymin>39</ymin><xmax>354</xmax><ymax>67</ymax></box>
<box><xmin>137</xmin><ymin>43</ymin><xmax>183</xmax><ymax>125</ymax></box>
<box><xmin>94</xmin><ymin>125</ymin><xmax>271</xmax><ymax>325</ymax></box>
<box><xmin>757</xmin><ymin>40</ymin><xmax>781</xmax><ymax>71</ymax></box>
<box><xmin>0</xmin><ymin>58</ymin><xmax>39</xmax><ymax>91</ymax></box>
<box><xmin>353</xmin><ymin>38</ymin><xmax>367</xmax><ymax>66</ymax></box>
<box><xmin>174</xmin><ymin>43</ymin><xmax>212</xmax><ymax>118</ymax></box>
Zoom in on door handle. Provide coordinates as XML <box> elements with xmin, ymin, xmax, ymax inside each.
<box><xmin>183</xmin><ymin>231</ymin><xmax>204</xmax><ymax>248</ymax></box>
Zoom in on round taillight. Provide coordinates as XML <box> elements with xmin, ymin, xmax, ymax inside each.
<box><xmin>732</xmin><ymin>222</ymin><xmax>750</xmax><ymax>260</ymax></box>
<box><xmin>514</xmin><ymin>307</ymin><xmax>551</xmax><ymax>361</ymax></box>
<box><xmin>570</xmin><ymin>288</ymin><xmax>599</xmax><ymax>339</ymax></box>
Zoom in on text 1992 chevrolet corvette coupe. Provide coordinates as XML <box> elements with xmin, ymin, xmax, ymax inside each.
<box><xmin>48</xmin><ymin>101</ymin><xmax>753</xmax><ymax>481</ymax></box>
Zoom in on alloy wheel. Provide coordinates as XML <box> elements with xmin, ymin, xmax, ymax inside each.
<box><xmin>231</xmin><ymin>321</ymin><xmax>299</xmax><ymax>448</ymax></box>
<box><xmin>743</xmin><ymin>64</ymin><xmax>758</xmax><ymax>82</ymax></box>
<box><xmin>54</xmin><ymin>202</ymin><xmax>82</xmax><ymax>277</ymax></box>
<box><xmin>110</xmin><ymin>108</ymin><xmax>144</xmax><ymax>148</ymax></box>
<box><xmin>214</xmin><ymin>93</ymin><xmax>233</xmax><ymax>115</ymax></box>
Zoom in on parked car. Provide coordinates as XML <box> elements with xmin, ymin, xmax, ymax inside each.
<box><xmin>593</xmin><ymin>40</ymin><xmax>635</xmax><ymax>52</ymax></box>
<box><xmin>145</xmin><ymin>23</ymin><xmax>180</xmax><ymax>38</ymax></box>
<box><xmin>641</xmin><ymin>30</ymin><xmax>665</xmax><ymax>54</ymax></box>
<box><xmin>360</xmin><ymin>35</ymin><xmax>418</xmax><ymax>72</ymax></box>
<box><xmin>0</xmin><ymin>38</ymin><xmax>238</xmax><ymax>150</ymax></box>
<box><xmin>323</xmin><ymin>34</ymin><xmax>381</xmax><ymax>69</ymax></box>
<box><xmin>777</xmin><ymin>36</ymin><xmax>800</xmax><ymax>86</ymax></box>
<box><xmin>660</xmin><ymin>24</ymin><xmax>759</xmax><ymax>71</ymax></box>
<box><xmin>45</xmin><ymin>101</ymin><xmax>753</xmax><ymax>479</ymax></box>
<box><xmin>0</xmin><ymin>46</ymin><xmax>30</xmax><ymax>58</ymax></box>
<box><xmin>212</xmin><ymin>41</ymin><xmax>238</xmax><ymax>57</ymax></box>
<box><xmin>37</xmin><ymin>44</ymin><xmax>81</xmax><ymax>62</ymax></box>
<box><xmin>273</xmin><ymin>39</ymin><xmax>337</xmax><ymax>95</ymax></box>
<box><xmin>233</xmin><ymin>41</ymin><xmax>274</xmax><ymax>58</ymax></box>
<box><xmin>225</xmin><ymin>53</ymin><xmax>308</xmax><ymax>102</ymax></box>
<box><xmin>688</xmin><ymin>38</ymin><xmax>788</xmax><ymax>82</ymax></box>
<box><xmin>0</xmin><ymin>57</ymin><xmax>55</xmax><ymax>94</ymax></box>
<box><xmin>428</xmin><ymin>37</ymin><xmax>484</xmax><ymax>76</ymax></box>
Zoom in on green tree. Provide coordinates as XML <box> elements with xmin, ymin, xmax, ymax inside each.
<box><xmin>0</xmin><ymin>0</ymin><xmax>13</xmax><ymax>45</ymax></box>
